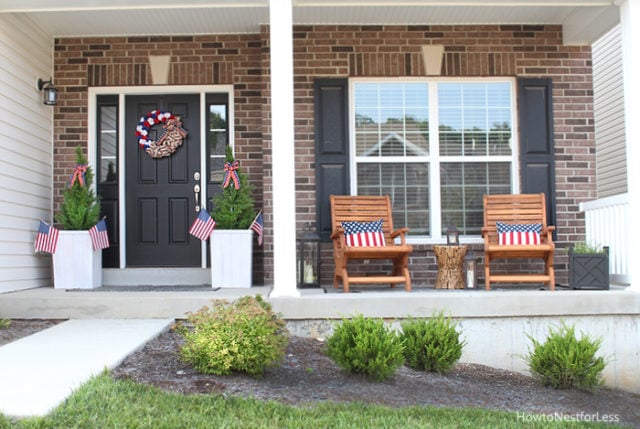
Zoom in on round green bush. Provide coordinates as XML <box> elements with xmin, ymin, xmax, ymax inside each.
<box><xmin>325</xmin><ymin>314</ymin><xmax>404</xmax><ymax>381</ymax></box>
<box><xmin>177</xmin><ymin>295</ymin><xmax>289</xmax><ymax>376</ymax></box>
<box><xmin>400</xmin><ymin>312</ymin><xmax>465</xmax><ymax>374</ymax></box>
<box><xmin>526</xmin><ymin>322</ymin><xmax>606</xmax><ymax>391</ymax></box>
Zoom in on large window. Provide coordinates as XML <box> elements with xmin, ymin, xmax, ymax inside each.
<box><xmin>352</xmin><ymin>79</ymin><xmax>516</xmax><ymax>239</ymax></box>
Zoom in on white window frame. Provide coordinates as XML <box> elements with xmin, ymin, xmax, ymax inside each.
<box><xmin>349</xmin><ymin>77</ymin><xmax>520</xmax><ymax>244</ymax></box>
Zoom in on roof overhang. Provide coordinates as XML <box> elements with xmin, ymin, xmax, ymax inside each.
<box><xmin>0</xmin><ymin>0</ymin><xmax>620</xmax><ymax>45</ymax></box>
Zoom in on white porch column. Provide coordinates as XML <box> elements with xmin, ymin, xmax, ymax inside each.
<box><xmin>620</xmin><ymin>0</ymin><xmax>640</xmax><ymax>290</ymax></box>
<box><xmin>269</xmin><ymin>0</ymin><xmax>299</xmax><ymax>297</ymax></box>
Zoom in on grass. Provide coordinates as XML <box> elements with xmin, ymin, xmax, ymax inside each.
<box><xmin>0</xmin><ymin>374</ymin><xmax>624</xmax><ymax>429</ymax></box>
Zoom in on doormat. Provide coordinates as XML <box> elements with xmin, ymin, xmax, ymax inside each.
<box><xmin>68</xmin><ymin>285</ymin><xmax>220</xmax><ymax>292</ymax></box>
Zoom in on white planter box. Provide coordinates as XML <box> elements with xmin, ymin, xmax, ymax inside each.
<box><xmin>52</xmin><ymin>231</ymin><xmax>102</xmax><ymax>289</ymax></box>
<box><xmin>210</xmin><ymin>229</ymin><xmax>253</xmax><ymax>288</ymax></box>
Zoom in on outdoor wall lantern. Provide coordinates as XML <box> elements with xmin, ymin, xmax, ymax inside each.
<box><xmin>37</xmin><ymin>77</ymin><xmax>58</xmax><ymax>106</ymax></box>
<box><xmin>297</xmin><ymin>223</ymin><xmax>321</xmax><ymax>288</ymax></box>
<box><xmin>464</xmin><ymin>250</ymin><xmax>478</xmax><ymax>288</ymax></box>
<box><xmin>445</xmin><ymin>225</ymin><xmax>460</xmax><ymax>246</ymax></box>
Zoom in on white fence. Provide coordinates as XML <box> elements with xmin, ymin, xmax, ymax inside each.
<box><xmin>580</xmin><ymin>193</ymin><xmax>630</xmax><ymax>285</ymax></box>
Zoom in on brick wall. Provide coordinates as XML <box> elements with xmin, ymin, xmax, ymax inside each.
<box><xmin>53</xmin><ymin>34</ymin><xmax>266</xmax><ymax>281</ymax></box>
<box><xmin>287</xmin><ymin>25</ymin><xmax>594</xmax><ymax>288</ymax></box>
<box><xmin>52</xmin><ymin>24</ymin><xmax>595</xmax><ymax>288</ymax></box>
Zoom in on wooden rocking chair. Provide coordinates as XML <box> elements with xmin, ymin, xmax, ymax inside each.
<box><xmin>330</xmin><ymin>195</ymin><xmax>413</xmax><ymax>293</ymax></box>
<box><xmin>482</xmin><ymin>193</ymin><xmax>556</xmax><ymax>290</ymax></box>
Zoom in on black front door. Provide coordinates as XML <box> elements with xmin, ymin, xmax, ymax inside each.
<box><xmin>125</xmin><ymin>94</ymin><xmax>201</xmax><ymax>266</ymax></box>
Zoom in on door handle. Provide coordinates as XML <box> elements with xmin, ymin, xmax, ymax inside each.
<box><xmin>194</xmin><ymin>184</ymin><xmax>201</xmax><ymax>212</ymax></box>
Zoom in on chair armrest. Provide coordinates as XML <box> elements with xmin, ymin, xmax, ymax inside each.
<box><xmin>391</xmin><ymin>228</ymin><xmax>409</xmax><ymax>245</ymax></box>
<box><xmin>481</xmin><ymin>227</ymin><xmax>495</xmax><ymax>247</ymax></box>
<box><xmin>330</xmin><ymin>228</ymin><xmax>344</xmax><ymax>241</ymax></box>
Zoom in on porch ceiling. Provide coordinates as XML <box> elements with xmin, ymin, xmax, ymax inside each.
<box><xmin>0</xmin><ymin>0</ymin><xmax>619</xmax><ymax>44</ymax></box>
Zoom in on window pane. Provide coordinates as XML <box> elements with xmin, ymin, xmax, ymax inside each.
<box><xmin>354</xmin><ymin>82</ymin><xmax>429</xmax><ymax>158</ymax></box>
<box><xmin>439</xmin><ymin>82</ymin><xmax>512</xmax><ymax>157</ymax></box>
<box><xmin>440</xmin><ymin>162</ymin><xmax>511</xmax><ymax>234</ymax></box>
<box><xmin>353</xmin><ymin>80</ymin><xmax>514</xmax><ymax>238</ymax></box>
<box><xmin>99</xmin><ymin>106</ymin><xmax>117</xmax><ymax>184</ymax></box>
<box><xmin>357</xmin><ymin>163</ymin><xmax>429</xmax><ymax>235</ymax></box>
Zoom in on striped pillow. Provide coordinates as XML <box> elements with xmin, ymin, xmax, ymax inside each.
<box><xmin>496</xmin><ymin>222</ymin><xmax>542</xmax><ymax>245</ymax></box>
<box><xmin>341</xmin><ymin>219</ymin><xmax>386</xmax><ymax>247</ymax></box>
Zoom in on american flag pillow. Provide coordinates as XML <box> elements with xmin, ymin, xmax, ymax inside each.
<box><xmin>496</xmin><ymin>222</ymin><xmax>542</xmax><ymax>245</ymax></box>
<box><xmin>341</xmin><ymin>219</ymin><xmax>386</xmax><ymax>247</ymax></box>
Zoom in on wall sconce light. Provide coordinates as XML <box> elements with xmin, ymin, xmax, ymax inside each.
<box><xmin>37</xmin><ymin>78</ymin><xmax>58</xmax><ymax>106</ymax></box>
<box><xmin>445</xmin><ymin>225</ymin><xmax>460</xmax><ymax>246</ymax></box>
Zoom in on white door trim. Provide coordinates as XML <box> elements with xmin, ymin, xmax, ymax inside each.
<box><xmin>88</xmin><ymin>85</ymin><xmax>234</xmax><ymax>270</ymax></box>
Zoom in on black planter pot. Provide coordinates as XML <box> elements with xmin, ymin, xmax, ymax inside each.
<box><xmin>569</xmin><ymin>247</ymin><xmax>610</xmax><ymax>290</ymax></box>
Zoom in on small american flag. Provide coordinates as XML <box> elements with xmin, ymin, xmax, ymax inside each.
<box><xmin>250</xmin><ymin>211</ymin><xmax>264</xmax><ymax>246</ymax></box>
<box><xmin>89</xmin><ymin>218</ymin><xmax>110</xmax><ymax>251</ymax></box>
<box><xmin>497</xmin><ymin>222</ymin><xmax>541</xmax><ymax>245</ymax></box>
<box><xmin>189</xmin><ymin>209</ymin><xmax>216</xmax><ymax>241</ymax></box>
<box><xmin>34</xmin><ymin>220</ymin><xmax>59</xmax><ymax>254</ymax></box>
<box><xmin>341</xmin><ymin>219</ymin><xmax>386</xmax><ymax>247</ymax></box>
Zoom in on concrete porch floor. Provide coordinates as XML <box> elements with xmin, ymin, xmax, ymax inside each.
<box><xmin>1</xmin><ymin>285</ymin><xmax>639</xmax><ymax>393</ymax></box>
<box><xmin>0</xmin><ymin>285</ymin><xmax>636</xmax><ymax>320</ymax></box>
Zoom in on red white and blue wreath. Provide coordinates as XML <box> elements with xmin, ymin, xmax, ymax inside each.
<box><xmin>135</xmin><ymin>110</ymin><xmax>188</xmax><ymax>158</ymax></box>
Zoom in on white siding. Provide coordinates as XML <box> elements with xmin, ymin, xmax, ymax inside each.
<box><xmin>592</xmin><ymin>25</ymin><xmax>627</xmax><ymax>198</ymax></box>
<box><xmin>0</xmin><ymin>13</ymin><xmax>53</xmax><ymax>293</ymax></box>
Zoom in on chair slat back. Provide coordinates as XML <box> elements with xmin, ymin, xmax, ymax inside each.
<box><xmin>483</xmin><ymin>193</ymin><xmax>549</xmax><ymax>244</ymax></box>
<box><xmin>330</xmin><ymin>195</ymin><xmax>395</xmax><ymax>244</ymax></box>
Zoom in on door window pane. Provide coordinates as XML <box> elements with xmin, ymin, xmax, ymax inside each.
<box><xmin>208</xmin><ymin>104</ymin><xmax>228</xmax><ymax>183</ymax></box>
<box><xmin>99</xmin><ymin>105</ymin><xmax>118</xmax><ymax>183</ymax></box>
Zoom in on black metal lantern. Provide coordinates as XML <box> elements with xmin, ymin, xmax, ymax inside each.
<box><xmin>297</xmin><ymin>223</ymin><xmax>321</xmax><ymax>288</ymax></box>
<box><xmin>37</xmin><ymin>78</ymin><xmax>58</xmax><ymax>106</ymax></box>
<box><xmin>464</xmin><ymin>250</ymin><xmax>478</xmax><ymax>288</ymax></box>
<box><xmin>446</xmin><ymin>225</ymin><xmax>460</xmax><ymax>246</ymax></box>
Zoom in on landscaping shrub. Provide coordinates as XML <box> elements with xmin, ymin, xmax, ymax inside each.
<box><xmin>526</xmin><ymin>322</ymin><xmax>606</xmax><ymax>391</ymax></box>
<box><xmin>0</xmin><ymin>319</ymin><xmax>10</xmax><ymax>329</ymax></box>
<box><xmin>325</xmin><ymin>314</ymin><xmax>404</xmax><ymax>381</ymax></box>
<box><xmin>400</xmin><ymin>312</ymin><xmax>465</xmax><ymax>374</ymax></box>
<box><xmin>177</xmin><ymin>295</ymin><xmax>289</xmax><ymax>376</ymax></box>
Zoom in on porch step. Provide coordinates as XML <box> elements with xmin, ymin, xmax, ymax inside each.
<box><xmin>0</xmin><ymin>319</ymin><xmax>173</xmax><ymax>417</ymax></box>
<box><xmin>103</xmin><ymin>268</ymin><xmax>210</xmax><ymax>286</ymax></box>
<box><xmin>489</xmin><ymin>274</ymin><xmax>551</xmax><ymax>283</ymax></box>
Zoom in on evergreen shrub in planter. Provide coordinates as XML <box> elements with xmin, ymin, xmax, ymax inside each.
<box><xmin>210</xmin><ymin>146</ymin><xmax>257</xmax><ymax>288</ymax></box>
<box><xmin>53</xmin><ymin>147</ymin><xmax>102</xmax><ymax>289</ymax></box>
<box><xmin>568</xmin><ymin>242</ymin><xmax>609</xmax><ymax>290</ymax></box>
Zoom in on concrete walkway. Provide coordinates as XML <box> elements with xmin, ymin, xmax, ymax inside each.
<box><xmin>0</xmin><ymin>319</ymin><xmax>173</xmax><ymax>418</ymax></box>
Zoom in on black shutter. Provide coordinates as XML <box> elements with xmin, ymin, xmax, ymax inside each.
<box><xmin>518</xmin><ymin>78</ymin><xmax>557</xmax><ymax>231</ymax></box>
<box><xmin>314</xmin><ymin>78</ymin><xmax>350</xmax><ymax>242</ymax></box>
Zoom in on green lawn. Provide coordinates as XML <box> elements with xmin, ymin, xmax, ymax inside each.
<box><xmin>0</xmin><ymin>374</ymin><xmax>624</xmax><ymax>429</ymax></box>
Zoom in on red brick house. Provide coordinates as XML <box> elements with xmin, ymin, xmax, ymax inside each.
<box><xmin>1</xmin><ymin>0</ymin><xmax>639</xmax><ymax>296</ymax></box>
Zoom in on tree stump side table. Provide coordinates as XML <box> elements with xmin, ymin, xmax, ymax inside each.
<box><xmin>434</xmin><ymin>245</ymin><xmax>468</xmax><ymax>289</ymax></box>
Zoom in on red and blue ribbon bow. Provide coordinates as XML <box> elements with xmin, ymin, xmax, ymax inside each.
<box><xmin>222</xmin><ymin>161</ymin><xmax>241</xmax><ymax>189</ymax></box>
<box><xmin>69</xmin><ymin>164</ymin><xmax>88</xmax><ymax>188</ymax></box>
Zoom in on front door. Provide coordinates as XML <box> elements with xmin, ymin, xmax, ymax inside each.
<box><xmin>125</xmin><ymin>94</ymin><xmax>201</xmax><ymax>266</ymax></box>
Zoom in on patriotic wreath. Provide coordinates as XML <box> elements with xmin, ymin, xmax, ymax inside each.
<box><xmin>135</xmin><ymin>110</ymin><xmax>188</xmax><ymax>159</ymax></box>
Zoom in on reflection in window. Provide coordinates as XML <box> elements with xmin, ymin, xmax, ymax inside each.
<box><xmin>354</xmin><ymin>83</ymin><xmax>429</xmax><ymax>158</ymax></box>
<box><xmin>99</xmin><ymin>105</ymin><xmax>117</xmax><ymax>183</ymax></box>
<box><xmin>353</xmin><ymin>80</ymin><xmax>515</xmax><ymax>237</ymax></box>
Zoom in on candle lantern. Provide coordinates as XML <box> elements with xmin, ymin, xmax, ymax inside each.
<box><xmin>446</xmin><ymin>225</ymin><xmax>460</xmax><ymax>246</ymax></box>
<box><xmin>464</xmin><ymin>250</ymin><xmax>478</xmax><ymax>288</ymax></box>
<box><xmin>297</xmin><ymin>223</ymin><xmax>321</xmax><ymax>288</ymax></box>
